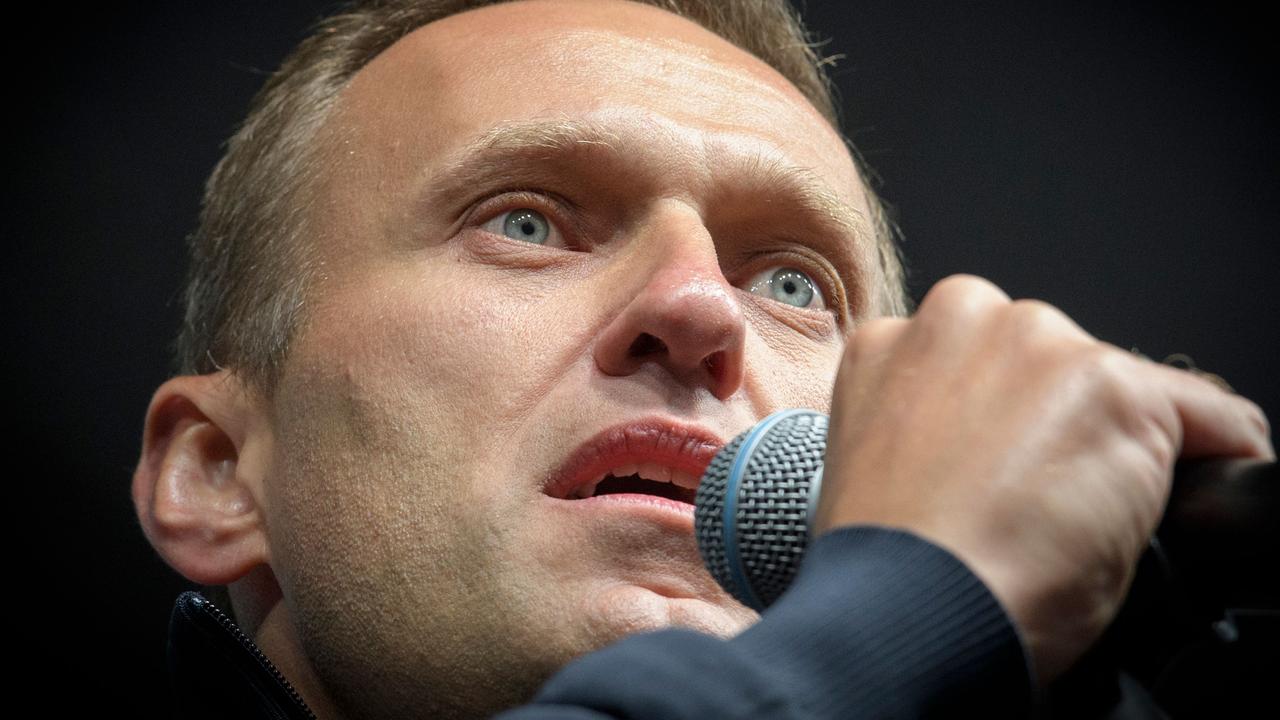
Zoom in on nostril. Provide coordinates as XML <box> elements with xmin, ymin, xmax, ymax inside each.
<box><xmin>703</xmin><ymin>353</ymin><xmax>722</xmax><ymax>381</ymax></box>
<box><xmin>628</xmin><ymin>333</ymin><xmax>667</xmax><ymax>358</ymax></box>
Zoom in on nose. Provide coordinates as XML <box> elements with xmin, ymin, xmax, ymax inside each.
<box><xmin>593</xmin><ymin>226</ymin><xmax>747</xmax><ymax>401</ymax></box>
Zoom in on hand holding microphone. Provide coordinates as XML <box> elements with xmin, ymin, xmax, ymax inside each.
<box><xmin>703</xmin><ymin>276</ymin><xmax>1274</xmax><ymax>685</ymax></box>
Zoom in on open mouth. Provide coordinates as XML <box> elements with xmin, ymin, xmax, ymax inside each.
<box><xmin>543</xmin><ymin>420</ymin><xmax>724</xmax><ymax>507</ymax></box>
<box><xmin>568</xmin><ymin>466</ymin><xmax>699</xmax><ymax>505</ymax></box>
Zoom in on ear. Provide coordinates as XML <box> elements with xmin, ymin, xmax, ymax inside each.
<box><xmin>133</xmin><ymin>371</ymin><xmax>270</xmax><ymax>585</ymax></box>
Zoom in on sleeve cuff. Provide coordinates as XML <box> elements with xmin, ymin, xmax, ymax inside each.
<box><xmin>734</xmin><ymin>525</ymin><xmax>1035</xmax><ymax>718</ymax></box>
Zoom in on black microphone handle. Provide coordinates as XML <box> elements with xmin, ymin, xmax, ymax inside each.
<box><xmin>1156</xmin><ymin>457</ymin><xmax>1278</xmax><ymax>610</ymax></box>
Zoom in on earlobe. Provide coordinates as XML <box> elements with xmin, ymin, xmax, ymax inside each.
<box><xmin>133</xmin><ymin>372</ymin><xmax>270</xmax><ymax>585</ymax></box>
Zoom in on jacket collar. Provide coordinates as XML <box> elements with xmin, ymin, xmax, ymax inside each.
<box><xmin>168</xmin><ymin>591</ymin><xmax>317</xmax><ymax>720</ymax></box>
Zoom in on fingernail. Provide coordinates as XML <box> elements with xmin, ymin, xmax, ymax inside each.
<box><xmin>1244</xmin><ymin>400</ymin><xmax>1275</xmax><ymax>458</ymax></box>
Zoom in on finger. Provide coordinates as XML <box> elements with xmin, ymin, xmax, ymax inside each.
<box><xmin>843</xmin><ymin>316</ymin><xmax>908</xmax><ymax>361</ymax></box>
<box><xmin>1147</xmin><ymin>361</ymin><xmax>1275</xmax><ymax>461</ymax></box>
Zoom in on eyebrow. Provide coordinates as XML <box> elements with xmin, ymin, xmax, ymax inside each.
<box><xmin>428</xmin><ymin>118</ymin><xmax>867</xmax><ymax>224</ymax></box>
<box><xmin>421</xmin><ymin>118</ymin><xmax>873</xmax><ymax>313</ymax></box>
<box><xmin>424</xmin><ymin>119</ymin><xmax>627</xmax><ymax>207</ymax></box>
<box><xmin>715</xmin><ymin>154</ymin><xmax>873</xmax><ymax>317</ymax></box>
<box><xmin>722</xmin><ymin>151</ymin><xmax>873</xmax><ymax>254</ymax></box>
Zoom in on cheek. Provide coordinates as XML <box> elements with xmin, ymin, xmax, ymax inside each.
<box><xmin>301</xmin><ymin>260</ymin><xmax>593</xmax><ymax>421</ymax></box>
<box><xmin>744</xmin><ymin>322</ymin><xmax>843</xmax><ymax>415</ymax></box>
<box><xmin>262</xmin><ymin>258</ymin><xmax>604</xmax><ymax>566</ymax></box>
<box><xmin>261</xmin><ymin>273</ymin><xmax>505</xmax><ymax>562</ymax></box>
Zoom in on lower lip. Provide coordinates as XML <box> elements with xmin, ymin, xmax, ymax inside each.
<box><xmin>549</xmin><ymin>493</ymin><xmax>696</xmax><ymax>528</ymax></box>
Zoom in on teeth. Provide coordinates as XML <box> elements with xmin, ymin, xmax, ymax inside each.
<box><xmin>637</xmin><ymin>462</ymin><xmax>672</xmax><ymax>484</ymax></box>
<box><xmin>571</xmin><ymin>462</ymin><xmax>700</xmax><ymax>498</ymax></box>
<box><xmin>670</xmin><ymin>468</ymin><xmax>699</xmax><ymax>490</ymax></box>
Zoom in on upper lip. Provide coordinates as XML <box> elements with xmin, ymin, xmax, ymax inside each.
<box><xmin>543</xmin><ymin>418</ymin><xmax>728</xmax><ymax>501</ymax></box>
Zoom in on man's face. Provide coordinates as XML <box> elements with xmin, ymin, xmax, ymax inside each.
<box><xmin>256</xmin><ymin>0</ymin><xmax>880</xmax><ymax>714</ymax></box>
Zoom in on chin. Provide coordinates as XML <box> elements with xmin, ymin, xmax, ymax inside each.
<box><xmin>582</xmin><ymin>581</ymin><xmax>759</xmax><ymax>647</ymax></box>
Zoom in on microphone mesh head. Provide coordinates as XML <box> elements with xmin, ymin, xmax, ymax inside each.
<box><xmin>695</xmin><ymin>433</ymin><xmax>745</xmax><ymax>603</ymax></box>
<box><xmin>695</xmin><ymin>410</ymin><xmax>827</xmax><ymax>610</ymax></box>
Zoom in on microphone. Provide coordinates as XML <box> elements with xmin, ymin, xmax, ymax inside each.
<box><xmin>694</xmin><ymin>408</ymin><xmax>1279</xmax><ymax>613</ymax></box>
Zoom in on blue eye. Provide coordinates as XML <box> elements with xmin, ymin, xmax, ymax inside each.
<box><xmin>484</xmin><ymin>208</ymin><xmax>552</xmax><ymax>244</ymax></box>
<box><xmin>746</xmin><ymin>267</ymin><xmax>825</xmax><ymax>310</ymax></box>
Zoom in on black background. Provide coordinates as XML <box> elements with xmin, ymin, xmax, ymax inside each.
<box><xmin>9</xmin><ymin>1</ymin><xmax>1276</xmax><ymax>715</ymax></box>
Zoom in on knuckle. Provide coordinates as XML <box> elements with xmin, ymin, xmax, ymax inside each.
<box><xmin>843</xmin><ymin>317</ymin><xmax>903</xmax><ymax>365</ymax></box>
<box><xmin>1005</xmin><ymin>298</ymin><xmax>1073</xmax><ymax>336</ymax></box>
<box><xmin>1067</xmin><ymin>347</ymin><xmax>1139</xmax><ymax>413</ymax></box>
<box><xmin>1074</xmin><ymin>349</ymin><xmax>1183</xmax><ymax>460</ymax></box>
<box><xmin>1126</xmin><ymin>421</ymin><xmax>1177</xmax><ymax>478</ymax></box>
<box><xmin>917</xmin><ymin>274</ymin><xmax>1010</xmax><ymax>320</ymax></box>
<box><xmin>1004</xmin><ymin>301</ymin><xmax>1065</xmax><ymax>352</ymax></box>
<box><xmin>1088</xmin><ymin>350</ymin><xmax>1141</xmax><ymax>405</ymax></box>
<box><xmin>1146</xmin><ymin>433</ymin><xmax>1177</xmax><ymax>475</ymax></box>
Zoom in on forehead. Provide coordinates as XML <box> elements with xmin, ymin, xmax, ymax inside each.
<box><xmin>327</xmin><ymin>0</ymin><xmax>864</xmax><ymax>197</ymax></box>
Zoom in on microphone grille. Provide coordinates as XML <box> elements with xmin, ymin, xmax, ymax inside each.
<box><xmin>695</xmin><ymin>432</ymin><xmax>745</xmax><ymax>604</ymax></box>
<box><xmin>695</xmin><ymin>410</ymin><xmax>828</xmax><ymax>610</ymax></box>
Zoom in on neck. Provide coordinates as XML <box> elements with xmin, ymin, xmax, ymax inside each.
<box><xmin>232</xmin><ymin>567</ymin><xmax>346</xmax><ymax>719</ymax></box>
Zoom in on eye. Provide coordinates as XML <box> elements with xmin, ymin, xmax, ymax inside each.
<box><xmin>745</xmin><ymin>267</ymin><xmax>826</xmax><ymax>310</ymax></box>
<box><xmin>482</xmin><ymin>208</ymin><xmax>557</xmax><ymax>245</ymax></box>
